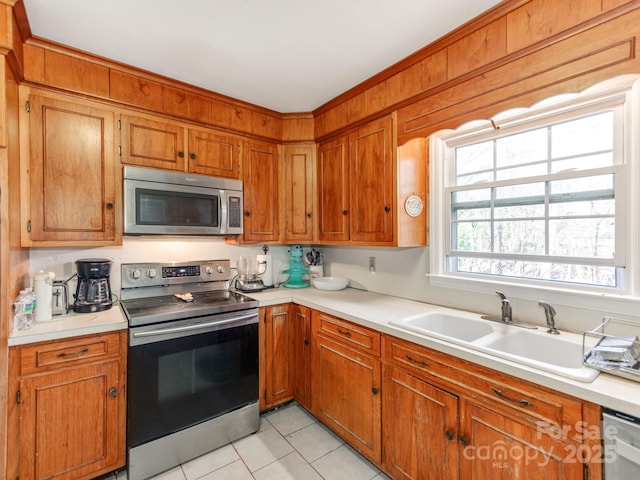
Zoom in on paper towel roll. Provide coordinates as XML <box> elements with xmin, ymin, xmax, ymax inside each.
<box><xmin>257</xmin><ymin>254</ymin><xmax>273</xmax><ymax>286</ymax></box>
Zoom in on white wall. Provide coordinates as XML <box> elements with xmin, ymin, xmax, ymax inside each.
<box><xmin>28</xmin><ymin>239</ymin><xmax>640</xmax><ymax>334</ymax></box>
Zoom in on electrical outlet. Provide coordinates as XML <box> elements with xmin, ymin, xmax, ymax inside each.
<box><xmin>369</xmin><ymin>257</ymin><xmax>376</xmax><ymax>273</ymax></box>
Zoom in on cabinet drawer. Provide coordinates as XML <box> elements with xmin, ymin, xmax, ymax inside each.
<box><xmin>18</xmin><ymin>332</ymin><xmax>123</xmax><ymax>375</ymax></box>
<box><xmin>383</xmin><ymin>336</ymin><xmax>583</xmax><ymax>441</ymax></box>
<box><xmin>315</xmin><ymin>312</ymin><xmax>380</xmax><ymax>356</ymax></box>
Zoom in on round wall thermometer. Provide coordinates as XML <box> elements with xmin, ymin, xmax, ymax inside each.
<box><xmin>404</xmin><ymin>195</ymin><xmax>423</xmax><ymax>217</ymax></box>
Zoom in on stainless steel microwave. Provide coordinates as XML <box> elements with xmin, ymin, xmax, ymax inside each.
<box><xmin>123</xmin><ymin>166</ymin><xmax>243</xmax><ymax>236</ymax></box>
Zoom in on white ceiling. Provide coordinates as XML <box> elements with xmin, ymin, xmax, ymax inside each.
<box><xmin>22</xmin><ymin>0</ymin><xmax>503</xmax><ymax>113</ymax></box>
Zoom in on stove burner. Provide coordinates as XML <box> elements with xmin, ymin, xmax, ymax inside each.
<box><xmin>120</xmin><ymin>259</ymin><xmax>258</xmax><ymax>327</ymax></box>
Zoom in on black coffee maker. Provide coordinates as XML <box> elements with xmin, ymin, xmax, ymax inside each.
<box><xmin>73</xmin><ymin>258</ymin><xmax>113</xmax><ymax>313</ymax></box>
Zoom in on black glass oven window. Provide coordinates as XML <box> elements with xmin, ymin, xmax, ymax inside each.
<box><xmin>135</xmin><ymin>188</ymin><xmax>219</xmax><ymax>227</ymax></box>
<box><xmin>127</xmin><ymin>323</ymin><xmax>258</xmax><ymax>448</ymax></box>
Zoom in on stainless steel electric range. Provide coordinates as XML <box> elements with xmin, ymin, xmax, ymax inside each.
<box><xmin>120</xmin><ymin>259</ymin><xmax>259</xmax><ymax>480</ymax></box>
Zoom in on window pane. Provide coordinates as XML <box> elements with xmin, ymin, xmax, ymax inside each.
<box><xmin>494</xmin><ymin>220</ymin><xmax>546</xmax><ymax>254</ymax></box>
<box><xmin>495</xmin><ymin>182</ymin><xmax>545</xmax><ymax>201</ymax></box>
<box><xmin>550</xmin><ymin>175</ymin><xmax>613</xmax><ymax>196</ymax></box>
<box><xmin>496</xmin><ymin>163</ymin><xmax>547</xmax><ymax>181</ymax></box>
<box><xmin>455</xmin><ymin>207</ymin><xmax>491</xmax><ymax>221</ymax></box>
<box><xmin>496</xmin><ymin>128</ymin><xmax>548</xmax><ymax>167</ymax></box>
<box><xmin>457</xmin><ymin>171</ymin><xmax>493</xmax><ymax>186</ymax></box>
<box><xmin>453</xmin><ymin>222</ymin><xmax>491</xmax><ymax>252</ymax></box>
<box><xmin>551</xmin><ymin>111</ymin><xmax>613</xmax><ymax>159</ymax></box>
<box><xmin>451</xmin><ymin>189</ymin><xmax>491</xmax><ymax>205</ymax></box>
<box><xmin>456</xmin><ymin>140</ymin><xmax>493</xmax><ymax>175</ymax></box>
<box><xmin>551</xmin><ymin>153</ymin><xmax>613</xmax><ymax>172</ymax></box>
<box><xmin>455</xmin><ymin>257</ymin><xmax>617</xmax><ymax>287</ymax></box>
<box><xmin>495</xmin><ymin>204</ymin><xmax>545</xmax><ymax>219</ymax></box>
<box><xmin>549</xmin><ymin>199</ymin><xmax>614</xmax><ymax>217</ymax></box>
<box><xmin>549</xmin><ymin>218</ymin><xmax>615</xmax><ymax>258</ymax></box>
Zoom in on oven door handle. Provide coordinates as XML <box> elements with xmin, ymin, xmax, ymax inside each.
<box><xmin>132</xmin><ymin>313</ymin><xmax>257</xmax><ymax>339</ymax></box>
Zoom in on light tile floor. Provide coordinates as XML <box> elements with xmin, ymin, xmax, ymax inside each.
<box><xmin>109</xmin><ymin>402</ymin><xmax>391</xmax><ymax>480</ymax></box>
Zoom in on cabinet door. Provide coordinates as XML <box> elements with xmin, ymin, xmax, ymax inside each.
<box><xmin>315</xmin><ymin>334</ymin><xmax>381</xmax><ymax>463</ymax></box>
<box><xmin>187</xmin><ymin>128</ymin><xmax>241</xmax><ymax>178</ymax></box>
<box><xmin>283</xmin><ymin>144</ymin><xmax>315</xmax><ymax>242</ymax></box>
<box><xmin>293</xmin><ymin>305</ymin><xmax>312</xmax><ymax>410</ymax></box>
<box><xmin>317</xmin><ymin>135</ymin><xmax>350</xmax><ymax>242</ymax></box>
<box><xmin>120</xmin><ymin>114</ymin><xmax>186</xmax><ymax>171</ymax></box>
<box><xmin>382</xmin><ymin>365</ymin><xmax>459</xmax><ymax>480</ymax></box>
<box><xmin>459</xmin><ymin>401</ymin><xmax>583</xmax><ymax>480</ymax></box>
<box><xmin>260</xmin><ymin>305</ymin><xmax>294</xmax><ymax>410</ymax></box>
<box><xmin>242</xmin><ymin>140</ymin><xmax>280</xmax><ymax>242</ymax></box>
<box><xmin>18</xmin><ymin>361</ymin><xmax>124</xmax><ymax>480</ymax></box>
<box><xmin>350</xmin><ymin>116</ymin><xmax>394</xmax><ymax>243</ymax></box>
<box><xmin>27</xmin><ymin>94</ymin><xmax>117</xmax><ymax>245</ymax></box>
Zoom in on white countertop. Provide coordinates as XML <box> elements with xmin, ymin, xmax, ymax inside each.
<box><xmin>9</xmin><ymin>285</ymin><xmax>639</xmax><ymax>418</ymax></box>
<box><xmin>250</xmin><ymin>286</ymin><xmax>640</xmax><ymax>418</ymax></box>
<box><xmin>8</xmin><ymin>305</ymin><xmax>128</xmax><ymax>346</ymax></box>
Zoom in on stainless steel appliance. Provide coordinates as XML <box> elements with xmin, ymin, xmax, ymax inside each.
<box><xmin>603</xmin><ymin>408</ymin><xmax>640</xmax><ymax>478</ymax></box>
<box><xmin>73</xmin><ymin>258</ymin><xmax>113</xmax><ymax>313</ymax></box>
<box><xmin>123</xmin><ymin>165</ymin><xmax>244</xmax><ymax>236</ymax></box>
<box><xmin>120</xmin><ymin>259</ymin><xmax>259</xmax><ymax>480</ymax></box>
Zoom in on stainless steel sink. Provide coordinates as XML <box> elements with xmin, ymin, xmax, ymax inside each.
<box><xmin>390</xmin><ymin>310</ymin><xmax>599</xmax><ymax>383</ymax></box>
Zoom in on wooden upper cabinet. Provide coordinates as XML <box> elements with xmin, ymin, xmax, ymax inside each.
<box><xmin>350</xmin><ymin>116</ymin><xmax>393</xmax><ymax>243</ymax></box>
<box><xmin>317</xmin><ymin>135</ymin><xmax>350</xmax><ymax>242</ymax></box>
<box><xmin>282</xmin><ymin>144</ymin><xmax>315</xmax><ymax>243</ymax></box>
<box><xmin>187</xmin><ymin>128</ymin><xmax>241</xmax><ymax>178</ymax></box>
<box><xmin>120</xmin><ymin>114</ymin><xmax>186</xmax><ymax>171</ymax></box>
<box><xmin>23</xmin><ymin>92</ymin><xmax>118</xmax><ymax>246</ymax></box>
<box><xmin>317</xmin><ymin>115</ymin><xmax>405</xmax><ymax>245</ymax></box>
<box><xmin>242</xmin><ymin>139</ymin><xmax>280</xmax><ymax>242</ymax></box>
<box><xmin>120</xmin><ymin>114</ymin><xmax>241</xmax><ymax>179</ymax></box>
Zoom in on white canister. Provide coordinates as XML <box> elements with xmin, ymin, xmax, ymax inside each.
<box><xmin>34</xmin><ymin>271</ymin><xmax>55</xmax><ymax>322</ymax></box>
<box><xmin>309</xmin><ymin>265</ymin><xmax>324</xmax><ymax>279</ymax></box>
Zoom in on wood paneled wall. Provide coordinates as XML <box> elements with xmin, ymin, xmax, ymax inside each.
<box><xmin>313</xmin><ymin>0</ymin><xmax>640</xmax><ymax>143</ymax></box>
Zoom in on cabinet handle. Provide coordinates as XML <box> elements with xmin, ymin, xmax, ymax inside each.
<box><xmin>245</xmin><ymin>211</ymin><xmax>251</xmax><ymax>217</ymax></box>
<box><xmin>384</xmin><ymin>205</ymin><xmax>391</xmax><ymax>212</ymax></box>
<box><xmin>445</xmin><ymin>430</ymin><xmax>455</xmax><ymax>441</ymax></box>
<box><xmin>342</xmin><ymin>209</ymin><xmax>348</xmax><ymax>215</ymax></box>
<box><xmin>178</xmin><ymin>151</ymin><xmax>185</xmax><ymax>158</ymax></box>
<box><xmin>57</xmin><ymin>348</ymin><xmax>89</xmax><ymax>358</ymax></box>
<box><xmin>337</xmin><ymin>328</ymin><xmax>351</xmax><ymax>337</ymax></box>
<box><xmin>106</xmin><ymin>202</ymin><xmax>114</xmax><ymax>210</ymax></box>
<box><xmin>405</xmin><ymin>354</ymin><xmax>428</xmax><ymax>367</ymax></box>
<box><xmin>306</xmin><ymin>212</ymin><xmax>312</xmax><ymax>218</ymax></box>
<box><xmin>459</xmin><ymin>435</ymin><xmax>470</xmax><ymax>446</ymax></box>
<box><xmin>190</xmin><ymin>153</ymin><xmax>196</xmax><ymax>160</ymax></box>
<box><xmin>490</xmin><ymin>387</ymin><xmax>533</xmax><ymax>407</ymax></box>
<box><xmin>304</xmin><ymin>339</ymin><xmax>310</xmax><ymax>345</ymax></box>
<box><xmin>372</xmin><ymin>387</ymin><xmax>379</xmax><ymax>395</ymax></box>
<box><xmin>108</xmin><ymin>388</ymin><xmax>118</xmax><ymax>398</ymax></box>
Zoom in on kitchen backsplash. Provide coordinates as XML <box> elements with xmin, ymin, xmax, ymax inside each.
<box><xmin>28</xmin><ymin>239</ymin><xmax>640</xmax><ymax>334</ymax></box>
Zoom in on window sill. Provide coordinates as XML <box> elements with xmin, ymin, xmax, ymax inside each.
<box><xmin>426</xmin><ymin>273</ymin><xmax>640</xmax><ymax>318</ymax></box>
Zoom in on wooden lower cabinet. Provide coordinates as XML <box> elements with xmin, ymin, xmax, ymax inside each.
<box><xmin>313</xmin><ymin>311</ymin><xmax>382</xmax><ymax>464</ymax></box>
<box><xmin>459</xmin><ymin>402</ymin><xmax>584</xmax><ymax>480</ymax></box>
<box><xmin>7</xmin><ymin>331</ymin><xmax>127</xmax><ymax>480</ymax></box>
<box><xmin>259</xmin><ymin>304</ymin><xmax>295</xmax><ymax>410</ymax></box>
<box><xmin>293</xmin><ymin>305</ymin><xmax>313</xmax><ymax>410</ymax></box>
<box><xmin>382</xmin><ymin>365</ymin><xmax>459</xmax><ymax>480</ymax></box>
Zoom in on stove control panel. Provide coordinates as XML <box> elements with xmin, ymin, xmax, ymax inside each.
<box><xmin>121</xmin><ymin>259</ymin><xmax>231</xmax><ymax>289</ymax></box>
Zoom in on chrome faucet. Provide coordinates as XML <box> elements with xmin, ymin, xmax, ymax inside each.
<box><xmin>496</xmin><ymin>291</ymin><xmax>512</xmax><ymax>324</ymax></box>
<box><xmin>538</xmin><ymin>301</ymin><xmax>559</xmax><ymax>334</ymax></box>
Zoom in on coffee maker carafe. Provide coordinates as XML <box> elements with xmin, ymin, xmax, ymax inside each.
<box><xmin>73</xmin><ymin>258</ymin><xmax>113</xmax><ymax>313</ymax></box>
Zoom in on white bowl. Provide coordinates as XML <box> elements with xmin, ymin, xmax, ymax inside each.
<box><xmin>312</xmin><ymin>276</ymin><xmax>349</xmax><ymax>291</ymax></box>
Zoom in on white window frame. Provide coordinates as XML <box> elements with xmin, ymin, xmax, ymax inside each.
<box><xmin>428</xmin><ymin>75</ymin><xmax>640</xmax><ymax>315</ymax></box>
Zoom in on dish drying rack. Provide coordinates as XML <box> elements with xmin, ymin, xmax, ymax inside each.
<box><xmin>583</xmin><ymin>317</ymin><xmax>640</xmax><ymax>383</ymax></box>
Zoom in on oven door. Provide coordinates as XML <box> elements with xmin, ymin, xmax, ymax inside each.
<box><xmin>127</xmin><ymin>309</ymin><xmax>258</xmax><ymax>449</ymax></box>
